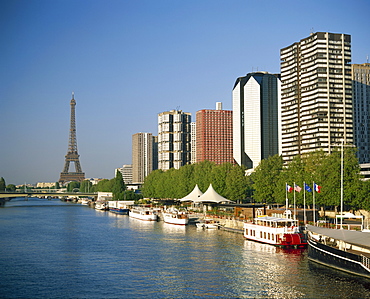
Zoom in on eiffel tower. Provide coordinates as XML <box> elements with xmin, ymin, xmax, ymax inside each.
<box><xmin>59</xmin><ymin>92</ymin><xmax>85</xmax><ymax>184</ymax></box>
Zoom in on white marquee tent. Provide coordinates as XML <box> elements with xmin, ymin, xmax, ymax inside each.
<box><xmin>192</xmin><ymin>184</ymin><xmax>232</xmax><ymax>203</ymax></box>
<box><xmin>179</xmin><ymin>184</ymin><xmax>203</xmax><ymax>202</ymax></box>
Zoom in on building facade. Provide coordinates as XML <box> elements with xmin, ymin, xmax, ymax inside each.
<box><xmin>280</xmin><ymin>32</ymin><xmax>353</xmax><ymax>163</ymax></box>
<box><xmin>196</xmin><ymin>102</ymin><xmax>233</xmax><ymax>164</ymax></box>
<box><xmin>352</xmin><ymin>63</ymin><xmax>370</xmax><ymax>164</ymax></box>
<box><xmin>191</xmin><ymin>122</ymin><xmax>197</xmax><ymax>164</ymax></box>
<box><xmin>116</xmin><ymin>164</ymin><xmax>133</xmax><ymax>185</ymax></box>
<box><xmin>232</xmin><ymin>72</ymin><xmax>281</xmax><ymax>169</ymax></box>
<box><xmin>158</xmin><ymin>110</ymin><xmax>191</xmax><ymax>170</ymax></box>
<box><xmin>132</xmin><ymin>133</ymin><xmax>153</xmax><ymax>184</ymax></box>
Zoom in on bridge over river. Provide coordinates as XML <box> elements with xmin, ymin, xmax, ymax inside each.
<box><xmin>0</xmin><ymin>192</ymin><xmax>97</xmax><ymax>206</ymax></box>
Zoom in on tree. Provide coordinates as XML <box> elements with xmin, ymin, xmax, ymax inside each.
<box><xmin>67</xmin><ymin>181</ymin><xmax>80</xmax><ymax>192</ymax></box>
<box><xmin>6</xmin><ymin>184</ymin><xmax>16</xmax><ymax>192</ymax></box>
<box><xmin>210</xmin><ymin>163</ymin><xmax>233</xmax><ymax>198</ymax></box>
<box><xmin>55</xmin><ymin>182</ymin><xmax>60</xmax><ymax>189</ymax></box>
<box><xmin>191</xmin><ymin>160</ymin><xmax>215</xmax><ymax>192</ymax></box>
<box><xmin>225</xmin><ymin>164</ymin><xmax>247</xmax><ymax>202</ymax></box>
<box><xmin>0</xmin><ymin>177</ymin><xmax>6</xmax><ymax>191</ymax></box>
<box><xmin>252</xmin><ymin>155</ymin><xmax>283</xmax><ymax>203</ymax></box>
<box><xmin>112</xmin><ymin>170</ymin><xmax>126</xmax><ymax>200</ymax></box>
<box><xmin>80</xmin><ymin>180</ymin><xmax>92</xmax><ymax>193</ymax></box>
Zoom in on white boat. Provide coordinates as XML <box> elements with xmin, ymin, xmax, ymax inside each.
<box><xmin>196</xmin><ymin>218</ymin><xmax>221</xmax><ymax>229</ymax></box>
<box><xmin>163</xmin><ymin>208</ymin><xmax>189</xmax><ymax>225</ymax></box>
<box><xmin>95</xmin><ymin>201</ymin><xmax>109</xmax><ymax>210</ymax></box>
<box><xmin>129</xmin><ymin>206</ymin><xmax>158</xmax><ymax>221</ymax></box>
<box><xmin>80</xmin><ymin>198</ymin><xmax>90</xmax><ymax>205</ymax></box>
<box><xmin>243</xmin><ymin>212</ymin><xmax>307</xmax><ymax>249</ymax></box>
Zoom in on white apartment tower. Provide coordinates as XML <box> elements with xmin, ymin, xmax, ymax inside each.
<box><xmin>232</xmin><ymin>72</ymin><xmax>281</xmax><ymax>169</ymax></box>
<box><xmin>352</xmin><ymin>63</ymin><xmax>370</xmax><ymax>164</ymax></box>
<box><xmin>132</xmin><ymin>133</ymin><xmax>153</xmax><ymax>184</ymax></box>
<box><xmin>116</xmin><ymin>164</ymin><xmax>132</xmax><ymax>185</ymax></box>
<box><xmin>280</xmin><ymin>32</ymin><xmax>353</xmax><ymax>162</ymax></box>
<box><xmin>158</xmin><ymin>110</ymin><xmax>191</xmax><ymax>170</ymax></box>
<box><xmin>191</xmin><ymin>121</ymin><xmax>196</xmax><ymax>164</ymax></box>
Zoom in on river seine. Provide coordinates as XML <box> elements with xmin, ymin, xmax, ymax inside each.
<box><xmin>1</xmin><ymin>198</ymin><xmax>369</xmax><ymax>298</ymax></box>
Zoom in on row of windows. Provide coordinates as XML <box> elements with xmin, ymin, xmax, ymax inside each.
<box><xmin>245</xmin><ymin>229</ymin><xmax>278</xmax><ymax>242</ymax></box>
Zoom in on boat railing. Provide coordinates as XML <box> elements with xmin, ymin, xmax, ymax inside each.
<box><xmin>362</xmin><ymin>255</ymin><xmax>370</xmax><ymax>271</ymax></box>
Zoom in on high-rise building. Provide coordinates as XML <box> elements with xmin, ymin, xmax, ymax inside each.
<box><xmin>191</xmin><ymin>122</ymin><xmax>197</xmax><ymax>164</ymax></box>
<box><xmin>232</xmin><ymin>72</ymin><xmax>281</xmax><ymax>169</ymax></box>
<box><xmin>152</xmin><ymin>135</ymin><xmax>158</xmax><ymax>171</ymax></box>
<box><xmin>158</xmin><ymin>110</ymin><xmax>191</xmax><ymax>170</ymax></box>
<box><xmin>132</xmin><ymin>133</ymin><xmax>153</xmax><ymax>184</ymax></box>
<box><xmin>116</xmin><ymin>164</ymin><xmax>133</xmax><ymax>185</ymax></box>
<box><xmin>280</xmin><ymin>32</ymin><xmax>353</xmax><ymax>163</ymax></box>
<box><xmin>352</xmin><ymin>63</ymin><xmax>370</xmax><ymax>164</ymax></box>
<box><xmin>196</xmin><ymin>102</ymin><xmax>233</xmax><ymax>164</ymax></box>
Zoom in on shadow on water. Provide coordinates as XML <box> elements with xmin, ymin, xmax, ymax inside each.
<box><xmin>308</xmin><ymin>260</ymin><xmax>370</xmax><ymax>290</ymax></box>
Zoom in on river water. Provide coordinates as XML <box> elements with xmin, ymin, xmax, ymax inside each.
<box><xmin>1</xmin><ymin>198</ymin><xmax>369</xmax><ymax>299</ymax></box>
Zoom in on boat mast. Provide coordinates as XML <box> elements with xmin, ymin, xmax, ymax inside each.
<box><xmin>340</xmin><ymin>140</ymin><xmax>344</xmax><ymax>229</ymax></box>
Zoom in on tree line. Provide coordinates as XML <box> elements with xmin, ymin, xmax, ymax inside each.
<box><xmin>74</xmin><ymin>170</ymin><xmax>142</xmax><ymax>201</ymax></box>
<box><xmin>142</xmin><ymin>148</ymin><xmax>370</xmax><ymax>211</ymax></box>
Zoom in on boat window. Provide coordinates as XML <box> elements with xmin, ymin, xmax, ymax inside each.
<box><xmin>268</xmin><ymin>233</ymin><xmax>270</xmax><ymax>240</ymax></box>
<box><xmin>264</xmin><ymin>232</ymin><xmax>266</xmax><ymax>239</ymax></box>
<box><xmin>260</xmin><ymin>231</ymin><xmax>262</xmax><ymax>238</ymax></box>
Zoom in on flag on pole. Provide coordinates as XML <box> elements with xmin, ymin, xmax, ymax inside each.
<box><xmin>286</xmin><ymin>184</ymin><xmax>293</xmax><ymax>193</ymax></box>
<box><xmin>294</xmin><ymin>184</ymin><xmax>302</xmax><ymax>192</ymax></box>
<box><xmin>304</xmin><ymin>183</ymin><xmax>312</xmax><ymax>192</ymax></box>
<box><xmin>314</xmin><ymin>183</ymin><xmax>321</xmax><ymax>193</ymax></box>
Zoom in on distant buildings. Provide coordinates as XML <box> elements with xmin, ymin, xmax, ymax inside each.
<box><xmin>352</xmin><ymin>63</ymin><xmax>370</xmax><ymax>164</ymax></box>
<box><xmin>36</xmin><ymin>182</ymin><xmax>56</xmax><ymax>188</ymax></box>
<box><xmin>158</xmin><ymin>110</ymin><xmax>191</xmax><ymax>170</ymax></box>
<box><xmin>196</xmin><ymin>102</ymin><xmax>233</xmax><ymax>164</ymax></box>
<box><xmin>116</xmin><ymin>165</ymin><xmax>133</xmax><ymax>185</ymax></box>
<box><xmin>132</xmin><ymin>133</ymin><xmax>154</xmax><ymax>184</ymax></box>
<box><xmin>280</xmin><ymin>32</ymin><xmax>353</xmax><ymax>163</ymax></box>
<box><xmin>115</xmin><ymin>31</ymin><xmax>365</xmax><ymax>184</ymax></box>
<box><xmin>232</xmin><ymin>72</ymin><xmax>281</xmax><ymax>169</ymax></box>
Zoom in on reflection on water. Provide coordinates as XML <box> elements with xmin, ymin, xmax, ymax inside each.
<box><xmin>1</xmin><ymin>199</ymin><xmax>370</xmax><ymax>298</ymax></box>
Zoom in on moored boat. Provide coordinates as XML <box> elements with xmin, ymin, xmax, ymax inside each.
<box><xmin>307</xmin><ymin>224</ymin><xmax>370</xmax><ymax>278</ymax></box>
<box><xmin>95</xmin><ymin>201</ymin><xmax>109</xmax><ymax>211</ymax></box>
<box><xmin>243</xmin><ymin>213</ymin><xmax>307</xmax><ymax>249</ymax></box>
<box><xmin>129</xmin><ymin>206</ymin><xmax>158</xmax><ymax>221</ymax></box>
<box><xmin>108</xmin><ymin>201</ymin><xmax>133</xmax><ymax>215</ymax></box>
<box><xmin>196</xmin><ymin>218</ymin><xmax>221</xmax><ymax>229</ymax></box>
<box><xmin>163</xmin><ymin>208</ymin><xmax>189</xmax><ymax>225</ymax></box>
<box><xmin>80</xmin><ymin>198</ymin><xmax>90</xmax><ymax>205</ymax></box>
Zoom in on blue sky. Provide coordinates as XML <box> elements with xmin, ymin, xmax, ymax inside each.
<box><xmin>1</xmin><ymin>0</ymin><xmax>369</xmax><ymax>185</ymax></box>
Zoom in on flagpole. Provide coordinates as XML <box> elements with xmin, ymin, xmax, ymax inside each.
<box><xmin>303</xmin><ymin>181</ymin><xmax>306</xmax><ymax>225</ymax></box>
<box><xmin>313</xmin><ymin>181</ymin><xmax>316</xmax><ymax>225</ymax></box>
<box><xmin>293</xmin><ymin>182</ymin><xmax>296</xmax><ymax>220</ymax></box>
<box><xmin>340</xmin><ymin>140</ymin><xmax>344</xmax><ymax>229</ymax></box>
<box><xmin>285</xmin><ymin>183</ymin><xmax>288</xmax><ymax>211</ymax></box>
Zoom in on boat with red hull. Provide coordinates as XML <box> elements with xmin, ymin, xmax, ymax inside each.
<box><xmin>243</xmin><ymin>214</ymin><xmax>307</xmax><ymax>249</ymax></box>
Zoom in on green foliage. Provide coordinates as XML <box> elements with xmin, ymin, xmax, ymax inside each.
<box><xmin>6</xmin><ymin>184</ymin><xmax>16</xmax><ymax>192</ymax></box>
<box><xmin>141</xmin><ymin>150</ymin><xmax>367</xmax><ymax>212</ymax></box>
<box><xmin>0</xmin><ymin>177</ymin><xmax>6</xmax><ymax>191</ymax></box>
<box><xmin>112</xmin><ymin>170</ymin><xmax>127</xmax><ymax>200</ymax></box>
<box><xmin>225</xmin><ymin>164</ymin><xmax>247</xmax><ymax>202</ymax></box>
<box><xmin>80</xmin><ymin>180</ymin><xmax>92</xmax><ymax>193</ymax></box>
<box><xmin>143</xmin><ymin>161</ymin><xmax>244</xmax><ymax>201</ymax></box>
<box><xmin>251</xmin><ymin>155</ymin><xmax>283</xmax><ymax>203</ymax></box>
<box><xmin>91</xmin><ymin>179</ymin><xmax>113</xmax><ymax>192</ymax></box>
<box><xmin>67</xmin><ymin>181</ymin><xmax>80</xmax><ymax>192</ymax></box>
